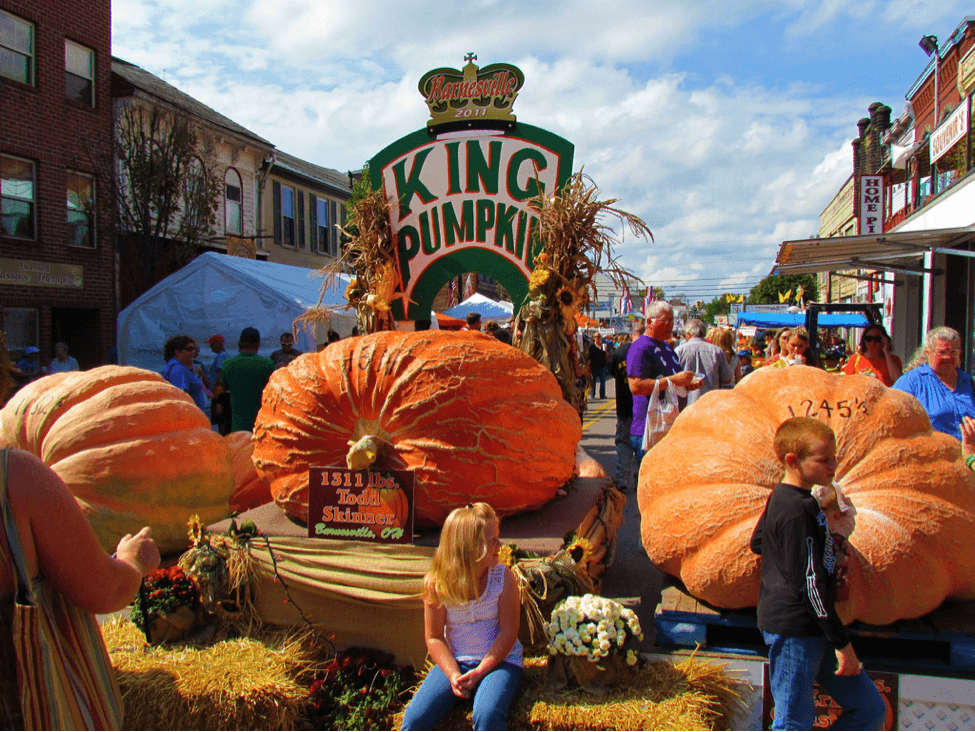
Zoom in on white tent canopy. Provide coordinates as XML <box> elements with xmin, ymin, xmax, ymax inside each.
<box><xmin>118</xmin><ymin>252</ymin><xmax>354</xmax><ymax>371</ymax></box>
<box><xmin>443</xmin><ymin>292</ymin><xmax>514</xmax><ymax>321</ymax></box>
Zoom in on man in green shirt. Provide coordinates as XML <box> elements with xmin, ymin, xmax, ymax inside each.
<box><xmin>221</xmin><ymin>327</ymin><xmax>277</xmax><ymax>433</ymax></box>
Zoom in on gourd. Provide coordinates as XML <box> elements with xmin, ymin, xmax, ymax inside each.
<box><xmin>0</xmin><ymin>366</ymin><xmax>234</xmax><ymax>555</ymax></box>
<box><xmin>638</xmin><ymin>365</ymin><xmax>975</xmax><ymax>625</ymax></box>
<box><xmin>253</xmin><ymin>330</ymin><xmax>581</xmax><ymax>525</ymax></box>
<box><xmin>226</xmin><ymin>432</ymin><xmax>272</xmax><ymax>514</ymax></box>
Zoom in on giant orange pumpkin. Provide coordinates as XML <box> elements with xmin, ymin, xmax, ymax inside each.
<box><xmin>0</xmin><ymin>366</ymin><xmax>234</xmax><ymax>555</ymax></box>
<box><xmin>225</xmin><ymin>431</ymin><xmax>272</xmax><ymax>514</ymax></box>
<box><xmin>638</xmin><ymin>365</ymin><xmax>975</xmax><ymax>625</ymax></box>
<box><xmin>252</xmin><ymin>330</ymin><xmax>581</xmax><ymax>525</ymax></box>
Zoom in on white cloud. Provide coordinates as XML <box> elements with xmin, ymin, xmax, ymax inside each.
<box><xmin>111</xmin><ymin>0</ymin><xmax>954</xmax><ymax>299</ymax></box>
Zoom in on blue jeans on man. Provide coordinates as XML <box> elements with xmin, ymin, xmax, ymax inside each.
<box><xmin>591</xmin><ymin>366</ymin><xmax>607</xmax><ymax>399</ymax></box>
<box><xmin>614</xmin><ymin>417</ymin><xmax>634</xmax><ymax>490</ymax></box>
<box><xmin>762</xmin><ymin>631</ymin><xmax>886</xmax><ymax>730</ymax></box>
<box><xmin>629</xmin><ymin>434</ymin><xmax>646</xmax><ymax>467</ymax></box>
<box><xmin>401</xmin><ymin>660</ymin><xmax>523</xmax><ymax>731</ymax></box>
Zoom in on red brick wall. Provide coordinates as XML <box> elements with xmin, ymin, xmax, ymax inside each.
<box><xmin>1</xmin><ymin>0</ymin><xmax>116</xmax><ymax>369</ymax></box>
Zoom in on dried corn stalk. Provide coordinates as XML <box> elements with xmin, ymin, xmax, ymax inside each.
<box><xmin>301</xmin><ymin>186</ymin><xmax>404</xmax><ymax>336</ymax></box>
<box><xmin>515</xmin><ymin>172</ymin><xmax>651</xmax><ymax>414</ymax></box>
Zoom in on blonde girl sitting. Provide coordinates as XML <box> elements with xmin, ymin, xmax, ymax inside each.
<box><xmin>401</xmin><ymin>503</ymin><xmax>523</xmax><ymax>731</ymax></box>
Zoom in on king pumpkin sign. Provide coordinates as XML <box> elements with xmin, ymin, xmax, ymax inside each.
<box><xmin>369</xmin><ymin>54</ymin><xmax>574</xmax><ymax>321</ymax></box>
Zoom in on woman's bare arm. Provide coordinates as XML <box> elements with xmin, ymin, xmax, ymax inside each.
<box><xmin>10</xmin><ymin>450</ymin><xmax>159</xmax><ymax>614</ymax></box>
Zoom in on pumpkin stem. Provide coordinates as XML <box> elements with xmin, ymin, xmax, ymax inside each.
<box><xmin>347</xmin><ymin>435</ymin><xmax>380</xmax><ymax>470</ymax></box>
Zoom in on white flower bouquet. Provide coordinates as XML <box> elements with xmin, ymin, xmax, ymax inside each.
<box><xmin>546</xmin><ymin>594</ymin><xmax>644</xmax><ymax>666</ymax></box>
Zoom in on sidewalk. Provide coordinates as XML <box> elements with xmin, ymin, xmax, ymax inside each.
<box><xmin>578</xmin><ymin>379</ymin><xmax>666</xmax><ymax>650</ymax></box>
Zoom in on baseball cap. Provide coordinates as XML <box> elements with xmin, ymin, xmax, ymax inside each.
<box><xmin>206</xmin><ymin>334</ymin><xmax>224</xmax><ymax>345</ymax></box>
<box><xmin>24</xmin><ymin>346</ymin><xmax>40</xmax><ymax>355</ymax></box>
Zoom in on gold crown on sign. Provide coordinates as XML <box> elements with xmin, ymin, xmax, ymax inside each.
<box><xmin>417</xmin><ymin>53</ymin><xmax>525</xmax><ymax>128</ymax></box>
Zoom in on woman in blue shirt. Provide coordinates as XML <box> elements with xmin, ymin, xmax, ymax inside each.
<box><xmin>892</xmin><ymin>327</ymin><xmax>975</xmax><ymax>441</ymax></box>
<box><xmin>162</xmin><ymin>335</ymin><xmax>209</xmax><ymax>412</ymax></box>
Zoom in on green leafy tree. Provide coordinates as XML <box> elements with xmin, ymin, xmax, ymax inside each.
<box><xmin>703</xmin><ymin>294</ymin><xmax>734</xmax><ymax>323</ymax></box>
<box><xmin>749</xmin><ymin>274</ymin><xmax>818</xmax><ymax>305</ymax></box>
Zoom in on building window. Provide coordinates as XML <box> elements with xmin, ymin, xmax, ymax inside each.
<box><xmin>225</xmin><ymin>169</ymin><xmax>242</xmax><ymax>235</ymax></box>
<box><xmin>317</xmin><ymin>197</ymin><xmax>330</xmax><ymax>255</ymax></box>
<box><xmin>65</xmin><ymin>40</ymin><xmax>94</xmax><ymax>106</ymax></box>
<box><xmin>3</xmin><ymin>307</ymin><xmax>38</xmax><ymax>353</ymax></box>
<box><xmin>66</xmin><ymin>171</ymin><xmax>95</xmax><ymax>248</ymax></box>
<box><xmin>281</xmin><ymin>184</ymin><xmax>295</xmax><ymax>247</ymax></box>
<box><xmin>1</xmin><ymin>154</ymin><xmax>35</xmax><ymax>239</ymax></box>
<box><xmin>1</xmin><ymin>10</ymin><xmax>33</xmax><ymax>85</ymax></box>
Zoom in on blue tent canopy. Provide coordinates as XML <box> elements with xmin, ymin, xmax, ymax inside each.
<box><xmin>734</xmin><ymin>312</ymin><xmax>871</xmax><ymax>329</ymax></box>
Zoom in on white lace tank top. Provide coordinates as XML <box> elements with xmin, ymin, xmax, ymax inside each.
<box><xmin>444</xmin><ymin>563</ymin><xmax>523</xmax><ymax>667</ymax></box>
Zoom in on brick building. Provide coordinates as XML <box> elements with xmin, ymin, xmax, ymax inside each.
<box><xmin>1</xmin><ymin>0</ymin><xmax>116</xmax><ymax>368</ymax></box>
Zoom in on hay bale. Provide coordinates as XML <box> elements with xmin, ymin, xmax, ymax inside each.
<box><xmin>103</xmin><ymin>617</ymin><xmax>318</xmax><ymax>730</ymax></box>
<box><xmin>394</xmin><ymin>654</ymin><xmax>748</xmax><ymax>731</ymax></box>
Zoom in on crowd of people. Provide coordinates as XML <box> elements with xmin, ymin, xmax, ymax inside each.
<box><xmin>2</xmin><ymin>306</ymin><xmax>975</xmax><ymax>730</ymax></box>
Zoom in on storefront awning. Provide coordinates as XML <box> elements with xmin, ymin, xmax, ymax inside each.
<box><xmin>772</xmin><ymin>226</ymin><xmax>975</xmax><ymax>276</ymax></box>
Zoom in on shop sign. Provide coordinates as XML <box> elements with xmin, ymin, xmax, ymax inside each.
<box><xmin>930</xmin><ymin>97</ymin><xmax>970</xmax><ymax>163</ymax></box>
<box><xmin>762</xmin><ymin>665</ymin><xmax>899</xmax><ymax>729</ymax></box>
<box><xmin>308</xmin><ymin>467</ymin><xmax>414</xmax><ymax>544</ymax></box>
<box><xmin>370</xmin><ymin>57</ymin><xmax>573</xmax><ymax>321</ymax></box>
<box><xmin>0</xmin><ymin>257</ymin><xmax>83</xmax><ymax>288</ymax></box>
<box><xmin>959</xmin><ymin>46</ymin><xmax>975</xmax><ymax>95</ymax></box>
<box><xmin>858</xmin><ymin>176</ymin><xmax>884</xmax><ymax>235</ymax></box>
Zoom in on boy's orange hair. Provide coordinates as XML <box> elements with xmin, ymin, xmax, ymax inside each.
<box><xmin>774</xmin><ymin>417</ymin><xmax>835</xmax><ymax>462</ymax></box>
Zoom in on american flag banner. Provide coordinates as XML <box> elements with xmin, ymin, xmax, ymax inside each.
<box><xmin>643</xmin><ymin>289</ymin><xmax>653</xmax><ymax>316</ymax></box>
<box><xmin>618</xmin><ymin>288</ymin><xmax>633</xmax><ymax>314</ymax></box>
<box><xmin>447</xmin><ymin>278</ymin><xmax>457</xmax><ymax>307</ymax></box>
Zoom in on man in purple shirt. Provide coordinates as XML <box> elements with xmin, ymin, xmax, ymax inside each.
<box><xmin>626</xmin><ymin>302</ymin><xmax>700</xmax><ymax>460</ymax></box>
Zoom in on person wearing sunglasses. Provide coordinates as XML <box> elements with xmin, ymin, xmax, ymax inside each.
<box><xmin>842</xmin><ymin>325</ymin><xmax>902</xmax><ymax>387</ymax></box>
<box><xmin>162</xmin><ymin>335</ymin><xmax>209</xmax><ymax>412</ymax></box>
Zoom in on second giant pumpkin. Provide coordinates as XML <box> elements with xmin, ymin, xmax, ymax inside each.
<box><xmin>638</xmin><ymin>365</ymin><xmax>975</xmax><ymax>625</ymax></box>
<box><xmin>0</xmin><ymin>366</ymin><xmax>234</xmax><ymax>555</ymax></box>
<box><xmin>253</xmin><ymin>330</ymin><xmax>581</xmax><ymax>525</ymax></box>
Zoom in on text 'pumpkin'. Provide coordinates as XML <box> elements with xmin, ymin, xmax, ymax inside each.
<box><xmin>253</xmin><ymin>330</ymin><xmax>581</xmax><ymax>525</ymax></box>
<box><xmin>638</xmin><ymin>365</ymin><xmax>975</xmax><ymax>625</ymax></box>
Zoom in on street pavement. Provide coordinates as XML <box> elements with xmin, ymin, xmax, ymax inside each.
<box><xmin>579</xmin><ymin>378</ymin><xmax>667</xmax><ymax>649</ymax></box>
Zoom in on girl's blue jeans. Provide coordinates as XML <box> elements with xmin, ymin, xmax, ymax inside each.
<box><xmin>763</xmin><ymin>631</ymin><xmax>886</xmax><ymax>730</ymax></box>
<box><xmin>401</xmin><ymin>660</ymin><xmax>523</xmax><ymax>731</ymax></box>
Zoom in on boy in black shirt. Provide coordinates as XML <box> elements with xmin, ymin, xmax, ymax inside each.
<box><xmin>751</xmin><ymin>417</ymin><xmax>884</xmax><ymax>730</ymax></box>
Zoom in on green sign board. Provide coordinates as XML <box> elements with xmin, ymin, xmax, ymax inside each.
<box><xmin>368</xmin><ymin>57</ymin><xmax>574</xmax><ymax>321</ymax></box>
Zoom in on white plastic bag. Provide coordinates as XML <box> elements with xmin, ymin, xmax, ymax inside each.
<box><xmin>642</xmin><ymin>378</ymin><xmax>680</xmax><ymax>452</ymax></box>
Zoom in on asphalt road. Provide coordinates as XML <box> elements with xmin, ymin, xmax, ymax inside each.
<box><xmin>579</xmin><ymin>378</ymin><xmax>667</xmax><ymax>649</ymax></box>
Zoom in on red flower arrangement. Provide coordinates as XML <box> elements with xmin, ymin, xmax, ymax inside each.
<box><xmin>305</xmin><ymin>647</ymin><xmax>417</xmax><ymax>730</ymax></box>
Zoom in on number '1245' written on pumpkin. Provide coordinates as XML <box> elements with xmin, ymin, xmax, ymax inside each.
<box><xmin>787</xmin><ymin>397</ymin><xmax>870</xmax><ymax>419</ymax></box>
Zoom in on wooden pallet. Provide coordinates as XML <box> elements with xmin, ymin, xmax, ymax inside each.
<box><xmin>654</xmin><ymin>588</ymin><xmax>975</xmax><ymax>673</ymax></box>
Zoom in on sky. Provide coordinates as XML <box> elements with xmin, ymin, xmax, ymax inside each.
<box><xmin>112</xmin><ymin>0</ymin><xmax>969</xmax><ymax>302</ymax></box>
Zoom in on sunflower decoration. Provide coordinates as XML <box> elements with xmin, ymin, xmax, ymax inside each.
<box><xmin>302</xmin><ymin>183</ymin><xmax>406</xmax><ymax>336</ymax></box>
<box><xmin>514</xmin><ymin>172</ymin><xmax>652</xmax><ymax>416</ymax></box>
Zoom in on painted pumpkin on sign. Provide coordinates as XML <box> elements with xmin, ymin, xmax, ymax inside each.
<box><xmin>253</xmin><ymin>330</ymin><xmax>581</xmax><ymax>525</ymax></box>
<box><xmin>638</xmin><ymin>365</ymin><xmax>975</xmax><ymax>625</ymax></box>
<box><xmin>0</xmin><ymin>366</ymin><xmax>234</xmax><ymax>555</ymax></box>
